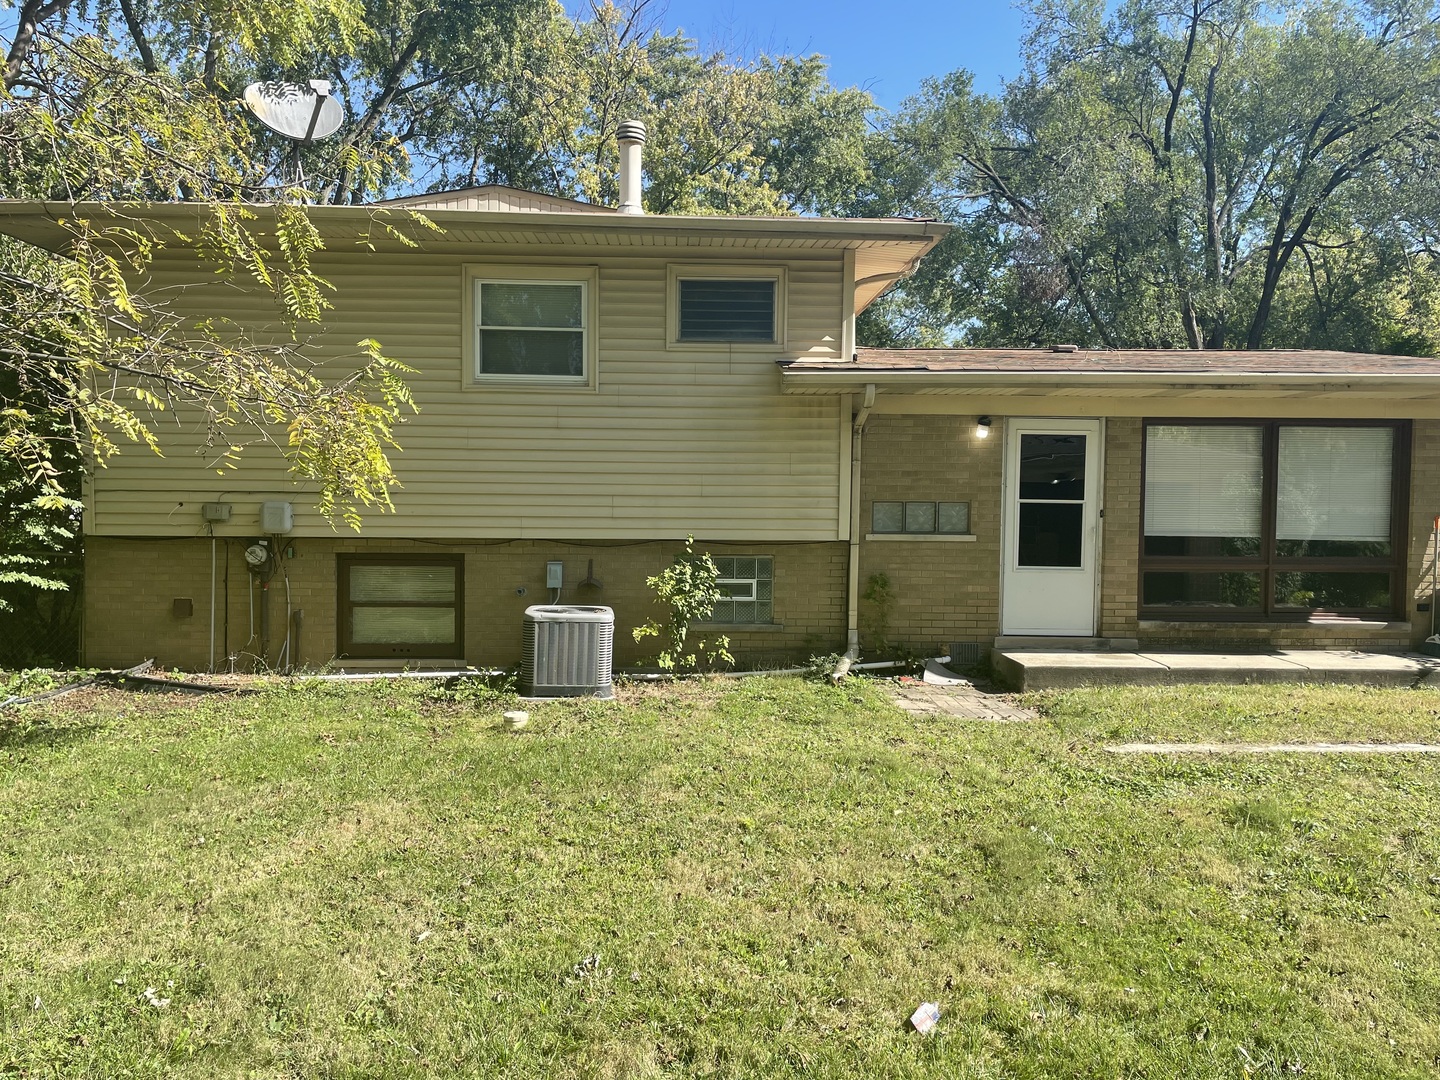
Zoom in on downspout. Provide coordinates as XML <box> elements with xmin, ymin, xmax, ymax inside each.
<box><xmin>832</xmin><ymin>383</ymin><xmax>876</xmax><ymax>682</ymax></box>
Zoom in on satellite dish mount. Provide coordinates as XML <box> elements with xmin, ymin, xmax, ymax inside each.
<box><xmin>243</xmin><ymin>79</ymin><xmax>346</xmax><ymax>190</ymax></box>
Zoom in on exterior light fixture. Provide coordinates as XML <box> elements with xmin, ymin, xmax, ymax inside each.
<box><xmin>976</xmin><ymin>416</ymin><xmax>992</xmax><ymax>439</ymax></box>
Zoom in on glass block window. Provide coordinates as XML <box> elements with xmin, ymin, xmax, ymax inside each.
<box><xmin>475</xmin><ymin>280</ymin><xmax>587</xmax><ymax>379</ymax></box>
<box><xmin>708</xmin><ymin>556</ymin><xmax>774</xmax><ymax>624</ymax></box>
<box><xmin>872</xmin><ymin>500</ymin><xmax>971</xmax><ymax>535</ymax></box>
<box><xmin>678</xmin><ymin>279</ymin><xmax>777</xmax><ymax>342</ymax></box>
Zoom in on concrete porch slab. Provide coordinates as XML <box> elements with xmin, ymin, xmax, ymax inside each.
<box><xmin>992</xmin><ymin>650</ymin><xmax>1171</xmax><ymax>691</ymax></box>
<box><xmin>993</xmin><ymin>649</ymin><xmax>1440</xmax><ymax>691</ymax></box>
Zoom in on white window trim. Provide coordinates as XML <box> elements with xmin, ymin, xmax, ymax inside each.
<box><xmin>666</xmin><ymin>263</ymin><xmax>787</xmax><ymax>351</ymax></box>
<box><xmin>717</xmin><ymin>577</ymin><xmax>758</xmax><ymax>600</ymax></box>
<box><xmin>462</xmin><ymin>263</ymin><xmax>599</xmax><ymax>390</ymax></box>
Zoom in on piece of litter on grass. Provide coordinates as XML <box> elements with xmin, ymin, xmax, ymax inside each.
<box><xmin>417</xmin><ymin>930</ymin><xmax>432</xmax><ymax>943</ymax></box>
<box><xmin>503</xmin><ymin>710</ymin><xmax>529</xmax><ymax>731</ymax></box>
<box><xmin>909</xmin><ymin>1002</ymin><xmax>941</xmax><ymax>1034</ymax></box>
<box><xmin>142</xmin><ymin>987</ymin><xmax>170</xmax><ymax>1008</ymax></box>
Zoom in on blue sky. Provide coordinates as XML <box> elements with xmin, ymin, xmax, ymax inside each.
<box><xmin>628</xmin><ymin>0</ymin><xmax>1030</xmax><ymax>110</ymax></box>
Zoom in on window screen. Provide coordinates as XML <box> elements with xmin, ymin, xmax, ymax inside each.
<box><xmin>678</xmin><ymin>279</ymin><xmax>776</xmax><ymax>342</ymax></box>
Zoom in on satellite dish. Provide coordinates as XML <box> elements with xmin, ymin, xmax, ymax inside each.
<box><xmin>243</xmin><ymin>80</ymin><xmax>344</xmax><ymax>145</ymax></box>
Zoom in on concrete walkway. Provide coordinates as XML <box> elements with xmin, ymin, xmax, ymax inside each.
<box><xmin>993</xmin><ymin>649</ymin><xmax>1440</xmax><ymax>691</ymax></box>
<box><xmin>889</xmin><ymin>679</ymin><xmax>1037</xmax><ymax>722</ymax></box>
<box><xmin>1106</xmin><ymin>741</ymin><xmax>1440</xmax><ymax>754</ymax></box>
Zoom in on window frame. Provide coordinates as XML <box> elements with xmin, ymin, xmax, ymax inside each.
<box><xmin>1138</xmin><ymin>418</ymin><xmax>1410</xmax><ymax>620</ymax></box>
<box><xmin>666</xmin><ymin>263</ymin><xmax>787</xmax><ymax>351</ymax></box>
<box><xmin>336</xmin><ymin>554</ymin><xmax>465</xmax><ymax>659</ymax></box>
<box><xmin>462</xmin><ymin>263</ymin><xmax>599</xmax><ymax>390</ymax></box>
<box><xmin>872</xmin><ymin>500</ymin><xmax>972</xmax><ymax>536</ymax></box>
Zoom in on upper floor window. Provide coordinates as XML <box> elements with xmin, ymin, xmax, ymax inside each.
<box><xmin>678</xmin><ymin>279</ymin><xmax>776</xmax><ymax>342</ymax></box>
<box><xmin>667</xmin><ymin>264</ymin><xmax>786</xmax><ymax>349</ymax></box>
<box><xmin>464</xmin><ymin>264</ymin><xmax>598</xmax><ymax>389</ymax></box>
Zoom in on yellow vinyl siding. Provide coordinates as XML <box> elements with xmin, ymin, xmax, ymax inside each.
<box><xmin>87</xmin><ymin>246</ymin><xmax>848</xmax><ymax>540</ymax></box>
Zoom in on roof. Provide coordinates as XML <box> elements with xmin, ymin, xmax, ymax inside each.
<box><xmin>779</xmin><ymin>347</ymin><xmax>1440</xmax><ymax>410</ymax></box>
<box><xmin>375</xmin><ymin>185</ymin><xmax>617</xmax><ymax>214</ymax></box>
<box><xmin>797</xmin><ymin>347</ymin><xmax>1440</xmax><ymax>376</ymax></box>
<box><xmin>0</xmin><ymin>200</ymin><xmax>947</xmax><ymax>315</ymax></box>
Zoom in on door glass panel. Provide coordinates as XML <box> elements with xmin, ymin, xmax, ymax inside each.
<box><xmin>1019</xmin><ymin>434</ymin><xmax>1086</xmax><ymax>500</ymax></box>
<box><xmin>1018</xmin><ymin>503</ymin><xmax>1083</xmax><ymax>567</ymax></box>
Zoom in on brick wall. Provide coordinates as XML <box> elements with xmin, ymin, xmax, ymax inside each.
<box><xmin>857</xmin><ymin>415</ymin><xmax>1002</xmax><ymax>656</ymax></box>
<box><xmin>84</xmin><ymin>537</ymin><xmax>847</xmax><ymax>672</ymax></box>
<box><xmin>1099</xmin><ymin>418</ymin><xmax>1142</xmax><ymax>638</ymax></box>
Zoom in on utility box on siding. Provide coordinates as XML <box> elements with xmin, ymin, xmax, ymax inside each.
<box><xmin>521</xmin><ymin>605</ymin><xmax>614</xmax><ymax>699</ymax></box>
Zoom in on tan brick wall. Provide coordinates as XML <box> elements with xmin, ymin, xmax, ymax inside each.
<box><xmin>1099</xmin><ymin>418</ymin><xmax>1142</xmax><ymax>638</ymax></box>
<box><xmin>1406</xmin><ymin>419</ymin><xmax>1440</xmax><ymax>642</ymax></box>
<box><xmin>857</xmin><ymin>415</ymin><xmax>1002</xmax><ymax>655</ymax></box>
<box><xmin>84</xmin><ymin>537</ymin><xmax>847</xmax><ymax>672</ymax></box>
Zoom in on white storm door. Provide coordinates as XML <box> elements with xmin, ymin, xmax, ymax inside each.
<box><xmin>1001</xmin><ymin>419</ymin><xmax>1102</xmax><ymax>636</ymax></box>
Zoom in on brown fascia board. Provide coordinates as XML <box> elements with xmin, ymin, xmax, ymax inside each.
<box><xmin>775</xmin><ymin>363</ymin><xmax>1440</xmax><ymax>392</ymax></box>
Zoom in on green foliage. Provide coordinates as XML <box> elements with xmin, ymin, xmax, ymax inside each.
<box><xmin>859</xmin><ymin>571</ymin><xmax>895</xmax><ymax>655</ymax></box>
<box><xmin>632</xmin><ymin>535</ymin><xmax>734</xmax><ymax>671</ymax></box>
<box><xmin>863</xmin><ymin>0</ymin><xmax>1440</xmax><ymax>353</ymax></box>
<box><xmin>416</xmin><ymin>1</ymin><xmax>875</xmax><ymax>216</ymax></box>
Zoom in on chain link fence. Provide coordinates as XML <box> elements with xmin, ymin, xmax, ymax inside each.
<box><xmin>0</xmin><ymin>554</ymin><xmax>83</xmax><ymax>669</ymax></box>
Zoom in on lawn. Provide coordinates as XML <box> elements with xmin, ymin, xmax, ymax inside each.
<box><xmin>1</xmin><ymin>677</ymin><xmax>1438</xmax><ymax>1078</ymax></box>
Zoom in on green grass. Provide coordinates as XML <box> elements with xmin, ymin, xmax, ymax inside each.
<box><xmin>2</xmin><ymin>678</ymin><xmax>1439</xmax><ymax>1078</ymax></box>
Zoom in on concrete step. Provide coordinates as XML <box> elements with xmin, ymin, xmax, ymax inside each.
<box><xmin>993</xmin><ymin>649</ymin><xmax>1440</xmax><ymax>692</ymax></box>
<box><xmin>993</xmin><ymin>635</ymin><xmax>1140</xmax><ymax>651</ymax></box>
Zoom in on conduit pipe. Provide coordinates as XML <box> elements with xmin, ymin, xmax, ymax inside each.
<box><xmin>832</xmin><ymin>383</ymin><xmax>876</xmax><ymax>682</ymax></box>
<box><xmin>208</xmin><ymin>536</ymin><xmax>217</xmax><ymax>674</ymax></box>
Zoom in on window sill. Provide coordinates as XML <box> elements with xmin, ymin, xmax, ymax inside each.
<box><xmin>692</xmin><ymin>622</ymin><xmax>785</xmax><ymax>633</ymax></box>
<box><xmin>665</xmin><ymin>340</ymin><xmax>785</xmax><ymax>353</ymax></box>
<box><xmin>865</xmin><ymin>533</ymin><xmax>977</xmax><ymax>543</ymax></box>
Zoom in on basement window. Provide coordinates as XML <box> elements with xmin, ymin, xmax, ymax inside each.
<box><xmin>338</xmin><ymin>556</ymin><xmax>463</xmax><ymax>658</ymax></box>
<box><xmin>705</xmin><ymin>556</ymin><xmax>774</xmax><ymax>624</ymax></box>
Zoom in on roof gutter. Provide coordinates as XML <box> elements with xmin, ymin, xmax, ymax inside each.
<box><xmin>778</xmin><ymin>367</ymin><xmax>1440</xmax><ymax>392</ymax></box>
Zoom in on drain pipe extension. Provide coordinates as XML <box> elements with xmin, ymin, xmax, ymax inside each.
<box><xmin>832</xmin><ymin>383</ymin><xmax>876</xmax><ymax>682</ymax></box>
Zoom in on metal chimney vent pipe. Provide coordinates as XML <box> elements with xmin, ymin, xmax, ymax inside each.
<box><xmin>616</xmin><ymin>119</ymin><xmax>647</xmax><ymax>215</ymax></box>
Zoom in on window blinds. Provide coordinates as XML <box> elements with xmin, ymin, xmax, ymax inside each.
<box><xmin>1276</xmin><ymin>427</ymin><xmax>1392</xmax><ymax>542</ymax></box>
<box><xmin>1144</xmin><ymin>425</ymin><xmax>1263</xmax><ymax>537</ymax></box>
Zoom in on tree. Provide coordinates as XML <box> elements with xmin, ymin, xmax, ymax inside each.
<box><xmin>406</xmin><ymin>1</ymin><xmax>876</xmax><ymax>216</ymax></box>
<box><xmin>863</xmin><ymin>0</ymin><xmax>1440</xmax><ymax>352</ymax></box>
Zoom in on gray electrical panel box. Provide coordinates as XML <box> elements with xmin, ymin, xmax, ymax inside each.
<box><xmin>546</xmin><ymin>561</ymin><xmax>564</xmax><ymax>589</ymax></box>
<box><xmin>201</xmin><ymin>502</ymin><xmax>232</xmax><ymax>523</ymax></box>
<box><xmin>260</xmin><ymin>500</ymin><xmax>294</xmax><ymax>533</ymax></box>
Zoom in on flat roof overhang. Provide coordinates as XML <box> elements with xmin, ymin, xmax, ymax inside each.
<box><xmin>778</xmin><ymin>365</ymin><xmax>1440</xmax><ymax>418</ymax></box>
